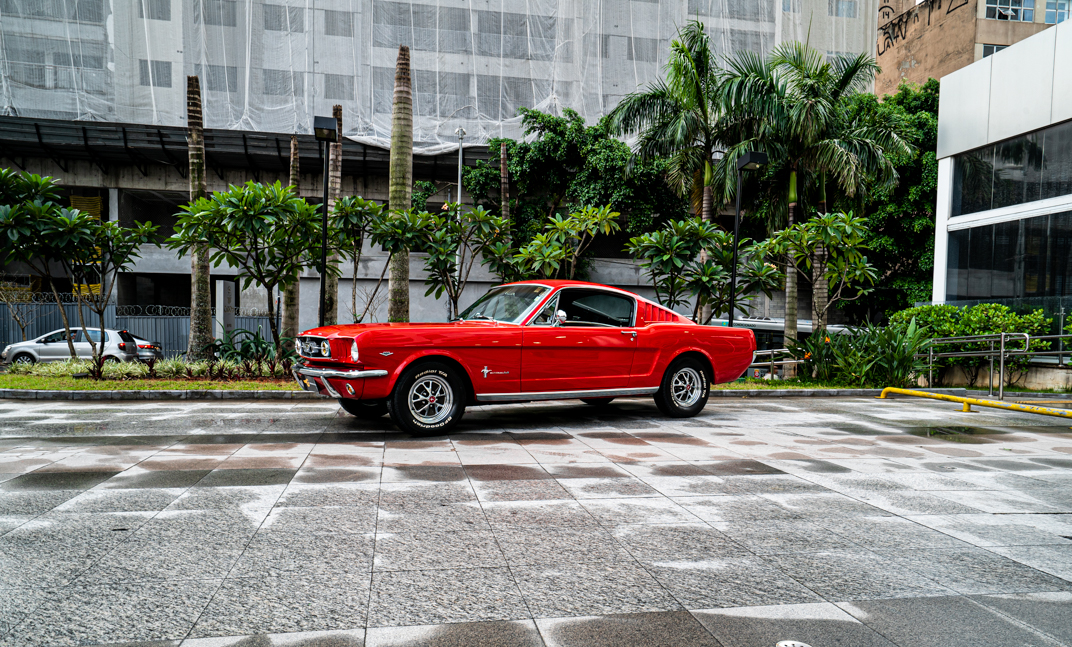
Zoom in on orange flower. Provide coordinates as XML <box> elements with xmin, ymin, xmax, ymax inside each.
<box><xmin>804</xmin><ymin>352</ymin><xmax>812</xmax><ymax>359</ymax></box>
<box><xmin>825</xmin><ymin>336</ymin><xmax>831</xmax><ymax>343</ymax></box>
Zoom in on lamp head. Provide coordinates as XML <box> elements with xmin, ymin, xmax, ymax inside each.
<box><xmin>313</xmin><ymin>115</ymin><xmax>337</xmax><ymax>142</ymax></box>
<box><xmin>736</xmin><ymin>150</ymin><xmax>768</xmax><ymax>172</ymax></box>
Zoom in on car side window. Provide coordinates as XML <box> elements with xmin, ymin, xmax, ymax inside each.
<box><xmin>529</xmin><ymin>295</ymin><xmax>559</xmax><ymax>326</ymax></box>
<box><xmin>41</xmin><ymin>331</ymin><xmax>67</xmax><ymax>343</ymax></box>
<box><xmin>557</xmin><ymin>289</ymin><xmax>634</xmax><ymax>327</ymax></box>
<box><xmin>75</xmin><ymin>330</ymin><xmax>106</xmax><ymax>343</ymax></box>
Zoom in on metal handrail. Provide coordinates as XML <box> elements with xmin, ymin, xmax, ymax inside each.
<box><xmin>917</xmin><ymin>332</ymin><xmax>1030</xmax><ymax>400</ymax></box>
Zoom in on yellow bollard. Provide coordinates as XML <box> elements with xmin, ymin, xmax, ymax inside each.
<box><xmin>878</xmin><ymin>387</ymin><xmax>1072</xmax><ymax>421</ymax></box>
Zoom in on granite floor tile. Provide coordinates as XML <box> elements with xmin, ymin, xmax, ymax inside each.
<box><xmin>462</xmin><ymin>464</ymin><xmax>551</xmax><ymax>481</ymax></box>
<box><xmin>578</xmin><ymin>498</ymin><xmax>697</xmax><ymax>525</ymax></box>
<box><xmin>1</xmin><ymin>470</ymin><xmax>121</xmax><ymax>491</ymax></box>
<box><xmin>376</xmin><ymin>501</ymin><xmax>490</xmax><ymax>532</ymax></box>
<box><xmin>611</xmin><ymin>524</ymin><xmax>749</xmax><ymax>562</ymax></box>
<box><xmin>692</xmin><ymin>602</ymin><xmax>897</xmax><ymax>647</ymax></box>
<box><xmin>513</xmin><ymin>562</ymin><xmax>681</xmax><ymax>618</ymax></box>
<box><xmin>196</xmin><ymin>469</ymin><xmax>297</xmax><ymax>488</ymax></box>
<box><xmin>847</xmin><ymin>490</ymin><xmax>989</xmax><ymax>516</ymax></box>
<box><xmin>768</xmin><ymin>550</ymin><xmax>953</xmax><ymax>601</ymax></box>
<box><xmin>557</xmin><ymin>476</ymin><xmax>661</xmax><ymax>499</ymax></box>
<box><xmin>906</xmin><ymin>513</ymin><xmax>1072</xmax><ymax>547</ymax></box>
<box><xmin>77</xmin><ymin>534</ymin><xmax>248</xmax><ymax>584</ymax></box>
<box><xmin>481</xmin><ymin>500</ymin><xmax>600</xmax><ymax>529</ymax></box>
<box><xmin>536</xmin><ymin>611</ymin><xmax>720</xmax><ymax>647</ymax></box>
<box><xmin>720</xmin><ymin>474</ymin><xmax>831</xmax><ymax>494</ymax></box>
<box><xmin>470</xmin><ymin>479</ymin><xmax>572</xmax><ymax>502</ymax></box>
<box><xmin>230</xmin><ymin>530</ymin><xmax>375</xmax><ymax>578</ymax></box>
<box><xmin>188</xmin><ymin>575</ymin><xmax>370</xmax><ymax>638</ymax></box>
<box><xmin>761</xmin><ymin>492</ymin><xmax>889</xmax><ymax>517</ymax></box>
<box><xmin>365</xmin><ymin>620</ymin><xmax>543</xmax><ymax>647</ymax></box>
<box><xmin>820</xmin><ymin>515</ymin><xmax>969</xmax><ymax>550</ymax></box>
<box><xmin>0</xmin><ymin>515</ymin><xmax>30</xmax><ymax>537</ymax></box>
<box><xmin>368</xmin><ymin>567</ymin><xmax>528</xmax><ymax>627</ymax></box>
<box><xmin>97</xmin><ymin>469</ymin><xmax>212</xmax><ymax>490</ymax></box>
<box><xmin>290</xmin><ymin>467</ymin><xmax>380</xmax><ymax>484</ymax></box>
<box><xmin>0</xmin><ymin>490</ymin><xmax>81</xmax><ymax>515</ymax></box>
<box><xmin>274</xmin><ymin>483</ymin><xmax>379</xmax><ymax>508</ymax></box>
<box><xmin>54</xmin><ymin>488</ymin><xmax>185</xmax><ymax>514</ymax></box>
<box><xmin>494</xmin><ymin>525</ymin><xmax>632</xmax><ymax>566</ymax></box>
<box><xmin>180</xmin><ymin>629</ymin><xmax>364</xmax><ymax>646</ymax></box>
<box><xmin>970</xmin><ymin>592</ymin><xmax>1072</xmax><ymax>644</ymax></box>
<box><xmin>163</xmin><ymin>487</ymin><xmax>284</xmax><ymax>515</ymax></box>
<box><xmin>880</xmin><ymin>547</ymin><xmax>1072</xmax><ymax>594</ymax></box>
<box><xmin>0</xmin><ymin>587</ymin><xmax>51</xmax><ymax>637</ymax></box>
<box><xmin>644</xmin><ymin>556</ymin><xmax>820</xmax><ymax>609</ymax></box>
<box><xmin>260</xmin><ymin>506</ymin><xmax>377</xmax><ymax>535</ymax></box>
<box><xmin>377</xmin><ymin>483</ymin><xmax>476</xmax><ymax>507</ymax></box>
<box><xmin>837</xmin><ymin>596</ymin><xmax>1055</xmax><ymax>647</ymax></box>
<box><xmin>988</xmin><ymin>544</ymin><xmax>1072</xmax><ymax>581</ymax></box>
<box><xmin>2</xmin><ymin>580</ymin><xmax>219</xmax><ymax>647</ymax></box>
<box><xmin>374</xmin><ymin>530</ymin><xmax>506</xmax><ymax>571</ymax></box>
<box><xmin>674</xmin><ymin>495</ymin><xmax>800</xmax><ymax>522</ymax></box>
<box><xmin>713</xmin><ymin>520</ymin><xmax>859</xmax><ymax>555</ymax></box>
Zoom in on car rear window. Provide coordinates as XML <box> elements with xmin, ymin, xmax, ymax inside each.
<box><xmin>119</xmin><ymin>331</ymin><xmax>137</xmax><ymax>343</ymax></box>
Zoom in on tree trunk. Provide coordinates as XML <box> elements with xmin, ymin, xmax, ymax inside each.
<box><xmin>322</xmin><ymin>104</ymin><xmax>343</xmax><ymax>326</ymax></box>
<box><xmin>388</xmin><ymin>46</ymin><xmax>413</xmax><ymax>322</ymax></box>
<box><xmin>812</xmin><ymin>245</ymin><xmax>828</xmax><ymax>330</ymax></box>
<box><xmin>186</xmin><ymin>75</ymin><xmax>214</xmax><ymax>360</ymax></box>
<box><xmin>784</xmin><ymin>201</ymin><xmax>799</xmax><ymax>344</ymax></box>
<box><xmin>281</xmin><ymin>135</ymin><xmax>301</xmax><ymax>353</ymax></box>
<box><xmin>500</xmin><ymin>142</ymin><xmax>510</xmax><ymax>242</ymax></box>
<box><xmin>699</xmin><ymin>182</ymin><xmax>714</xmax><ymax>323</ymax></box>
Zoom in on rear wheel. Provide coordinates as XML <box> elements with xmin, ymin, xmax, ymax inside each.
<box><xmin>654</xmin><ymin>356</ymin><xmax>709</xmax><ymax>418</ymax></box>
<box><xmin>11</xmin><ymin>353</ymin><xmax>35</xmax><ymax>366</ymax></box>
<box><xmin>581</xmin><ymin>397</ymin><xmax>616</xmax><ymax>406</ymax></box>
<box><xmin>338</xmin><ymin>398</ymin><xmax>389</xmax><ymax>419</ymax></box>
<box><xmin>387</xmin><ymin>361</ymin><xmax>466</xmax><ymax>435</ymax></box>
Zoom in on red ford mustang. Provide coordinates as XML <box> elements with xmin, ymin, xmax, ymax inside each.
<box><xmin>294</xmin><ymin>280</ymin><xmax>755</xmax><ymax>434</ymax></box>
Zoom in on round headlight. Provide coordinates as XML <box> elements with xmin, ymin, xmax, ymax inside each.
<box><xmin>350</xmin><ymin>340</ymin><xmax>360</xmax><ymax>363</ymax></box>
<box><xmin>320</xmin><ymin>340</ymin><xmax>331</xmax><ymax>357</ymax></box>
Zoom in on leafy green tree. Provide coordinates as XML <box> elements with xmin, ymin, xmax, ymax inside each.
<box><xmin>607</xmin><ymin>20</ymin><xmax>723</xmax><ymax>221</ymax></box>
<box><xmin>839</xmin><ymin>80</ymin><xmax>939</xmax><ymax>318</ymax></box>
<box><xmin>52</xmin><ymin>213</ymin><xmax>158</xmax><ymax>369</ymax></box>
<box><xmin>769</xmin><ymin>211</ymin><xmax>878</xmax><ymax>330</ymax></box>
<box><xmin>0</xmin><ymin>171</ymin><xmax>80</xmax><ymax>357</ymax></box>
<box><xmin>627</xmin><ymin>218</ymin><xmax>781</xmax><ymax>323</ymax></box>
<box><xmin>331</xmin><ymin>196</ymin><xmax>385</xmax><ymax>323</ymax></box>
<box><xmin>514</xmin><ymin>205</ymin><xmax>621</xmax><ymax>280</ymax></box>
<box><xmin>465</xmin><ymin>109</ymin><xmax>687</xmax><ymax>245</ymax></box>
<box><xmin>716</xmin><ymin>43</ymin><xmax>913</xmax><ymax>341</ymax></box>
<box><xmin>168</xmin><ymin>182</ymin><xmax>323</xmax><ymax>353</ymax></box>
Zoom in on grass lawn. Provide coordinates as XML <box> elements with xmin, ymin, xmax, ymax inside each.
<box><xmin>0</xmin><ymin>374</ymin><xmax>301</xmax><ymax>391</ymax></box>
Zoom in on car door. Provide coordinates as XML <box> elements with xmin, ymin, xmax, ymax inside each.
<box><xmin>521</xmin><ymin>288</ymin><xmax>637</xmax><ymax>393</ymax></box>
<box><xmin>37</xmin><ymin>330</ymin><xmax>73</xmax><ymax>361</ymax></box>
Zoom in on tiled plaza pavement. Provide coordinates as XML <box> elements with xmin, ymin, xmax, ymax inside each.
<box><xmin>1</xmin><ymin>396</ymin><xmax>1072</xmax><ymax>647</ymax></box>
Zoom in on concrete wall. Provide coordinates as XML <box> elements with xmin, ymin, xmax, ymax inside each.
<box><xmin>876</xmin><ymin>0</ymin><xmax>978</xmax><ymax>98</ymax></box>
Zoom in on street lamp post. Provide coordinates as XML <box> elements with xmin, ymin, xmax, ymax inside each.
<box><xmin>728</xmin><ymin>150</ymin><xmax>768</xmax><ymax>328</ymax></box>
<box><xmin>313</xmin><ymin>115</ymin><xmax>337</xmax><ymax>328</ymax></box>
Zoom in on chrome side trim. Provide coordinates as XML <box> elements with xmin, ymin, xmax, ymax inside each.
<box><xmin>475</xmin><ymin>386</ymin><xmax>659</xmax><ymax>403</ymax></box>
<box><xmin>296</xmin><ymin>367</ymin><xmax>389</xmax><ymax>380</ymax></box>
<box><xmin>320</xmin><ymin>376</ymin><xmax>342</xmax><ymax>398</ymax></box>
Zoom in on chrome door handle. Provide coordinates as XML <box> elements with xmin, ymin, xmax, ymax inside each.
<box><xmin>620</xmin><ymin>330</ymin><xmax>637</xmax><ymax>337</ymax></box>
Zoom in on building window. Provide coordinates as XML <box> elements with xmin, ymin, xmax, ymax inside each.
<box><xmin>982</xmin><ymin>44</ymin><xmax>1008</xmax><ymax>57</ymax></box>
<box><xmin>195</xmin><ymin>64</ymin><xmax>238</xmax><ymax>92</ymax></box>
<box><xmin>829</xmin><ymin>0</ymin><xmax>858</xmax><ymax>17</ymax></box>
<box><xmin>199</xmin><ymin>0</ymin><xmax>237</xmax><ymax>27</ymax></box>
<box><xmin>952</xmin><ymin>119</ymin><xmax>1072</xmax><ymax>217</ymax></box>
<box><xmin>324</xmin><ymin>9</ymin><xmax>353</xmax><ymax>36</ymax></box>
<box><xmin>262</xmin><ymin>68</ymin><xmax>303</xmax><ymax>96</ymax></box>
<box><xmin>264</xmin><ymin>4</ymin><xmax>304</xmax><ymax>32</ymax></box>
<box><xmin>138</xmin><ymin>59</ymin><xmax>171</xmax><ymax>88</ymax></box>
<box><xmin>986</xmin><ymin>0</ymin><xmax>1035</xmax><ymax>21</ymax></box>
<box><xmin>1046</xmin><ymin>0</ymin><xmax>1069</xmax><ymax>22</ymax></box>
<box><xmin>783</xmin><ymin>0</ymin><xmax>801</xmax><ymax>11</ymax></box>
<box><xmin>137</xmin><ymin>0</ymin><xmax>170</xmax><ymax>21</ymax></box>
<box><xmin>324</xmin><ymin>74</ymin><xmax>354</xmax><ymax>100</ymax></box>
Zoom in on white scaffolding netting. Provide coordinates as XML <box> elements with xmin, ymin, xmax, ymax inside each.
<box><xmin>0</xmin><ymin>0</ymin><xmax>877</xmax><ymax>153</ymax></box>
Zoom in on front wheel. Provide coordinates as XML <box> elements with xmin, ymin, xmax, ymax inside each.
<box><xmin>338</xmin><ymin>398</ymin><xmax>389</xmax><ymax>419</ymax></box>
<box><xmin>653</xmin><ymin>356</ymin><xmax>709</xmax><ymax>418</ymax></box>
<box><xmin>11</xmin><ymin>353</ymin><xmax>35</xmax><ymax>366</ymax></box>
<box><xmin>387</xmin><ymin>362</ymin><xmax>466</xmax><ymax>435</ymax></box>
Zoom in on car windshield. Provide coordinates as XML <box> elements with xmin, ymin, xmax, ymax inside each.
<box><xmin>455</xmin><ymin>285</ymin><xmax>550</xmax><ymax>324</ymax></box>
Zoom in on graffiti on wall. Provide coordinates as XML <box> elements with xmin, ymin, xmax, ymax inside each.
<box><xmin>877</xmin><ymin>0</ymin><xmax>970</xmax><ymax>55</ymax></box>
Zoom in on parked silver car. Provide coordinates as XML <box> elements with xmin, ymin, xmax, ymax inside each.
<box><xmin>2</xmin><ymin>328</ymin><xmax>140</xmax><ymax>365</ymax></box>
<box><xmin>129</xmin><ymin>334</ymin><xmax>164</xmax><ymax>361</ymax></box>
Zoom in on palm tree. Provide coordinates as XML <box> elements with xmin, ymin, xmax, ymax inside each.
<box><xmin>186</xmin><ymin>75</ymin><xmax>213</xmax><ymax>360</ymax></box>
<box><xmin>713</xmin><ymin>43</ymin><xmax>912</xmax><ymax>341</ymax></box>
<box><xmin>387</xmin><ymin>45</ymin><xmax>413</xmax><ymax>322</ymax></box>
<box><xmin>281</xmin><ymin>135</ymin><xmax>301</xmax><ymax>354</ymax></box>
<box><xmin>606</xmin><ymin>21</ymin><xmax>723</xmax><ymax>222</ymax></box>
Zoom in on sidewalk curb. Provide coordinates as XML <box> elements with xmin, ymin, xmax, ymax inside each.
<box><xmin>0</xmin><ymin>387</ymin><xmax>971</xmax><ymax>401</ymax></box>
<box><xmin>710</xmin><ymin>387</ymin><xmax>968</xmax><ymax>398</ymax></box>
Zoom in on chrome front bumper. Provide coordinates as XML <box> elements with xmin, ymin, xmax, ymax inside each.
<box><xmin>293</xmin><ymin>366</ymin><xmax>389</xmax><ymax>397</ymax></box>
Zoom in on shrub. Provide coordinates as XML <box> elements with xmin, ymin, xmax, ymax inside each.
<box><xmin>789</xmin><ymin>319</ymin><xmax>928</xmax><ymax>388</ymax></box>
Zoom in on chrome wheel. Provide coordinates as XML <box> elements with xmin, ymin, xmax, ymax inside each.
<box><xmin>12</xmin><ymin>354</ymin><xmax>34</xmax><ymax>365</ymax></box>
<box><xmin>408</xmin><ymin>374</ymin><xmax>453</xmax><ymax>425</ymax></box>
<box><xmin>671</xmin><ymin>367</ymin><xmax>702</xmax><ymax>407</ymax></box>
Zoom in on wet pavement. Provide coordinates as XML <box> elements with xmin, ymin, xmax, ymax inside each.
<box><xmin>1</xmin><ymin>395</ymin><xmax>1071</xmax><ymax>646</ymax></box>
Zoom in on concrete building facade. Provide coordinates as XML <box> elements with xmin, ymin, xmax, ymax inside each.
<box><xmin>876</xmin><ymin>0</ymin><xmax>1065</xmax><ymax>97</ymax></box>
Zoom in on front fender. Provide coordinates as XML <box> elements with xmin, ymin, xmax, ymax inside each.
<box><xmin>361</xmin><ymin>348</ymin><xmax>476</xmax><ymax>400</ymax></box>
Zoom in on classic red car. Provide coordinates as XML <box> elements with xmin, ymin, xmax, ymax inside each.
<box><xmin>293</xmin><ymin>280</ymin><xmax>755</xmax><ymax>434</ymax></box>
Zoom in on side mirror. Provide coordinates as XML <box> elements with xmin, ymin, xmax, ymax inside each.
<box><xmin>37</xmin><ymin>339</ymin><xmax>47</xmax><ymax>344</ymax></box>
<box><xmin>554</xmin><ymin>310</ymin><xmax>567</xmax><ymax>326</ymax></box>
